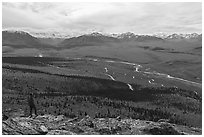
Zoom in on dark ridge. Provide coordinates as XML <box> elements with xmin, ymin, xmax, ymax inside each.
<box><xmin>3</xmin><ymin>66</ymin><xmax>157</xmax><ymax>103</ymax></box>
<box><xmin>3</xmin><ymin>65</ymin><xmax>201</xmax><ymax>102</ymax></box>
<box><xmin>2</xmin><ymin>57</ymin><xmax>66</xmax><ymax>65</ymax></box>
<box><xmin>2</xmin><ymin>65</ymin><xmax>130</xmax><ymax>88</ymax></box>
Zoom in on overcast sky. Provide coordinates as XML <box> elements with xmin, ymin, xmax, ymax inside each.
<box><xmin>2</xmin><ymin>2</ymin><xmax>202</xmax><ymax>35</ymax></box>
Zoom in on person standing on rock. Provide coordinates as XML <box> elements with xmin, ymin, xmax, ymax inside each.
<box><xmin>28</xmin><ymin>93</ymin><xmax>37</xmax><ymax>118</ymax></box>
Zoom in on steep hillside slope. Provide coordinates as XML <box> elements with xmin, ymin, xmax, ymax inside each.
<box><xmin>2</xmin><ymin>31</ymin><xmax>50</xmax><ymax>49</ymax></box>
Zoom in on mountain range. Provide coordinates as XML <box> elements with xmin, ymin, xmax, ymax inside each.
<box><xmin>2</xmin><ymin>30</ymin><xmax>202</xmax><ymax>49</ymax></box>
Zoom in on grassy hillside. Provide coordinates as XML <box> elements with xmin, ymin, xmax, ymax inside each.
<box><xmin>2</xmin><ymin>64</ymin><xmax>202</xmax><ymax>128</ymax></box>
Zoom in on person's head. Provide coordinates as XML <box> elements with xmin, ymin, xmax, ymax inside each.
<box><xmin>29</xmin><ymin>93</ymin><xmax>33</xmax><ymax>97</ymax></box>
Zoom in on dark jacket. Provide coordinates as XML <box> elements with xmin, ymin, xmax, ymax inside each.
<box><xmin>28</xmin><ymin>94</ymin><xmax>35</xmax><ymax>106</ymax></box>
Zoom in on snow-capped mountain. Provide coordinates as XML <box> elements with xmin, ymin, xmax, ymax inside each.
<box><xmin>3</xmin><ymin>29</ymin><xmax>201</xmax><ymax>40</ymax></box>
<box><xmin>164</xmin><ymin>33</ymin><xmax>201</xmax><ymax>40</ymax></box>
<box><xmin>2</xmin><ymin>30</ymin><xmax>51</xmax><ymax>49</ymax></box>
<box><xmin>153</xmin><ymin>33</ymin><xmax>169</xmax><ymax>39</ymax></box>
<box><xmin>2</xmin><ymin>30</ymin><xmax>40</xmax><ymax>47</ymax></box>
<box><xmin>153</xmin><ymin>32</ymin><xmax>201</xmax><ymax>40</ymax></box>
<box><xmin>3</xmin><ymin>30</ymin><xmax>31</xmax><ymax>35</ymax></box>
<box><xmin>59</xmin><ymin>32</ymin><xmax>118</xmax><ymax>48</ymax></box>
<box><xmin>85</xmin><ymin>32</ymin><xmax>104</xmax><ymax>37</ymax></box>
<box><xmin>117</xmin><ymin>32</ymin><xmax>138</xmax><ymax>39</ymax></box>
<box><xmin>183</xmin><ymin>33</ymin><xmax>199</xmax><ymax>39</ymax></box>
<box><xmin>3</xmin><ymin>29</ymin><xmax>71</xmax><ymax>39</ymax></box>
<box><xmin>2</xmin><ymin>29</ymin><xmax>202</xmax><ymax>49</ymax></box>
<box><xmin>29</xmin><ymin>32</ymin><xmax>71</xmax><ymax>39</ymax></box>
<box><xmin>116</xmin><ymin>32</ymin><xmax>163</xmax><ymax>41</ymax></box>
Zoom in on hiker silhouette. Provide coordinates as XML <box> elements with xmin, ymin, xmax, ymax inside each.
<box><xmin>28</xmin><ymin>93</ymin><xmax>37</xmax><ymax>117</ymax></box>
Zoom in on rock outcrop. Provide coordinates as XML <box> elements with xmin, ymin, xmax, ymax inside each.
<box><xmin>2</xmin><ymin>114</ymin><xmax>201</xmax><ymax>135</ymax></box>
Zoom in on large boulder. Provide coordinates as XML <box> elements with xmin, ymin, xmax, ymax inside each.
<box><xmin>142</xmin><ymin>122</ymin><xmax>185</xmax><ymax>135</ymax></box>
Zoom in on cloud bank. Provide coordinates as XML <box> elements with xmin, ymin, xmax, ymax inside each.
<box><xmin>2</xmin><ymin>2</ymin><xmax>202</xmax><ymax>34</ymax></box>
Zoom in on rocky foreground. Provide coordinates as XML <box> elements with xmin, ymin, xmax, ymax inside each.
<box><xmin>2</xmin><ymin>114</ymin><xmax>201</xmax><ymax>135</ymax></box>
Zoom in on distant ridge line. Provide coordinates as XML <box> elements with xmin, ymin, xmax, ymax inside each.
<box><xmin>2</xmin><ymin>30</ymin><xmax>202</xmax><ymax>39</ymax></box>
